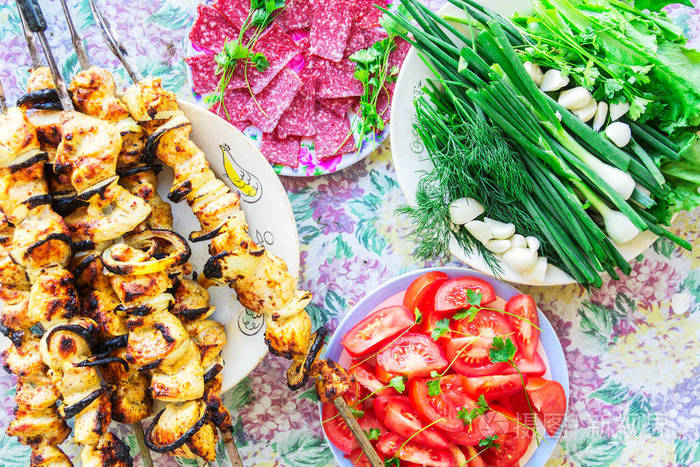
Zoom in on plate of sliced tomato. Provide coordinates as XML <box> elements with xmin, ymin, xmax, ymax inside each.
<box><xmin>320</xmin><ymin>267</ymin><xmax>569</xmax><ymax>467</ymax></box>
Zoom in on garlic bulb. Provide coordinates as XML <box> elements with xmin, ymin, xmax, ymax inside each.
<box><xmin>524</xmin><ymin>62</ymin><xmax>544</xmax><ymax>86</ymax></box>
<box><xmin>605</xmin><ymin>122</ymin><xmax>631</xmax><ymax>148</ymax></box>
<box><xmin>483</xmin><ymin>218</ymin><xmax>516</xmax><ymax>240</ymax></box>
<box><xmin>540</xmin><ymin>69</ymin><xmax>570</xmax><ymax>92</ymax></box>
<box><xmin>592</xmin><ymin>101</ymin><xmax>608</xmax><ymax>132</ymax></box>
<box><xmin>573</xmin><ymin>98</ymin><xmax>597</xmax><ymax>123</ymax></box>
<box><xmin>558</xmin><ymin>87</ymin><xmax>592</xmax><ymax>110</ymax></box>
<box><xmin>449</xmin><ymin>198</ymin><xmax>484</xmax><ymax>225</ymax></box>
<box><xmin>609</xmin><ymin>102</ymin><xmax>630</xmax><ymax>121</ymax></box>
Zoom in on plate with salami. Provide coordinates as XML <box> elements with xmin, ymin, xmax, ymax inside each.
<box><xmin>185</xmin><ymin>0</ymin><xmax>410</xmax><ymax>176</ymax></box>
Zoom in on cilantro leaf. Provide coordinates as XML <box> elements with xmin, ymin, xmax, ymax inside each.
<box><xmin>414</xmin><ymin>308</ymin><xmax>422</xmax><ymax>324</ymax></box>
<box><xmin>457</xmin><ymin>396</ymin><xmax>489</xmax><ymax>426</ymax></box>
<box><xmin>489</xmin><ymin>337</ymin><xmax>517</xmax><ymax>363</ymax></box>
<box><xmin>350</xmin><ymin>407</ymin><xmax>365</xmax><ymax>418</ymax></box>
<box><xmin>453</xmin><ymin>307</ymin><xmax>478</xmax><ymax>321</ymax></box>
<box><xmin>478</xmin><ymin>434</ymin><xmax>500</xmax><ymax>449</ymax></box>
<box><xmin>364</xmin><ymin>428</ymin><xmax>381</xmax><ymax>441</ymax></box>
<box><xmin>250</xmin><ymin>52</ymin><xmax>269</xmax><ymax>71</ymax></box>
<box><xmin>431</xmin><ymin>318</ymin><xmax>451</xmax><ymax>340</ymax></box>
<box><xmin>385</xmin><ymin>457</ymin><xmax>400</xmax><ymax>467</ymax></box>
<box><xmin>477</xmin><ymin>394</ymin><xmax>489</xmax><ymax>410</ymax></box>
<box><xmin>466</xmin><ymin>288</ymin><xmax>482</xmax><ymax>306</ymax></box>
<box><xmin>427</xmin><ymin>378</ymin><xmax>441</xmax><ymax>397</ymax></box>
<box><xmin>389</xmin><ymin>375</ymin><xmax>406</xmax><ymax>394</ymax></box>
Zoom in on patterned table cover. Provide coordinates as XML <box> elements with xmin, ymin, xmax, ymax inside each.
<box><xmin>0</xmin><ymin>0</ymin><xmax>698</xmax><ymax>465</ymax></box>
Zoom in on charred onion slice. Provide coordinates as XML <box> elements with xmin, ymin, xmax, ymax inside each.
<box><xmin>58</xmin><ymin>384</ymin><xmax>112</xmax><ymax>419</ymax></box>
<box><xmin>143</xmin><ymin>113</ymin><xmax>189</xmax><ymax>163</ymax></box>
<box><xmin>16</xmin><ymin>89</ymin><xmax>64</xmax><ymax>110</ymax></box>
<box><xmin>92</xmin><ymin>334</ymin><xmax>128</xmax><ymax>357</ymax></box>
<box><xmin>9</xmin><ymin>150</ymin><xmax>47</xmax><ymax>171</ymax></box>
<box><xmin>45</xmin><ymin>323</ymin><xmax>98</xmax><ymax>350</ymax></box>
<box><xmin>75</xmin><ymin>356</ymin><xmax>129</xmax><ymax>373</ymax></box>
<box><xmin>116</xmin><ymin>163</ymin><xmax>162</xmax><ymax>178</ymax></box>
<box><xmin>203</xmin><ymin>363</ymin><xmax>223</xmax><ymax>384</ymax></box>
<box><xmin>287</xmin><ymin>327</ymin><xmax>328</xmax><ymax>391</ymax></box>
<box><xmin>101</xmin><ymin>229</ymin><xmax>191</xmax><ymax>275</ymax></box>
<box><xmin>145</xmin><ymin>407</ymin><xmax>208</xmax><ymax>453</ymax></box>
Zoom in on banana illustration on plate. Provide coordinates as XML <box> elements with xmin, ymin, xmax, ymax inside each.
<box><xmin>221</xmin><ymin>143</ymin><xmax>262</xmax><ymax>203</ymax></box>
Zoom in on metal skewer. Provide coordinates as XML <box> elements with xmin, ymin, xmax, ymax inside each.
<box><xmin>0</xmin><ymin>80</ymin><xmax>7</xmax><ymax>114</ymax></box>
<box><xmin>16</xmin><ymin>2</ymin><xmax>41</xmax><ymax>69</ymax></box>
<box><xmin>15</xmin><ymin>0</ymin><xmax>73</xmax><ymax>111</ymax></box>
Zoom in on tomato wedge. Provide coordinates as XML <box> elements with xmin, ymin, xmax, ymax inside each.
<box><xmin>481</xmin><ymin>406</ymin><xmax>533</xmax><ymax>467</ymax></box>
<box><xmin>404</xmin><ymin>271</ymin><xmax>449</xmax><ymax>316</ymax></box>
<box><xmin>342</xmin><ymin>305</ymin><xmax>415</xmax><ymax>357</ymax></box>
<box><xmin>351</xmin><ymin>364</ymin><xmax>389</xmax><ymax>395</ymax></box>
<box><xmin>345</xmin><ymin>449</ymin><xmax>372</xmax><ymax>467</ymax></box>
<box><xmin>408</xmin><ymin>378</ymin><xmax>462</xmax><ymax>432</ymax></box>
<box><xmin>374</xmin><ymin>395</ymin><xmax>409</xmax><ymax>425</ymax></box>
<box><xmin>447</xmin><ymin>310</ymin><xmax>513</xmax><ymax>375</ymax></box>
<box><xmin>376</xmin><ymin>433</ymin><xmax>456</xmax><ymax>467</ymax></box>
<box><xmin>463</xmin><ymin>374</ymin><xmax>525</xmax><ymax>400</ymax></box>
<box><xmin>376</xmin><ymin>333</ymin><xmax>448</xmax><ymax>378</ymax></box>
<box><xmin>505</xmin><ymin>294</ymin><xmax>539</xmax><ymax>360</ymax></box>
<box><xmin>435</xmin><ymin>277</ymin><xmax>496</xmax><ymax>313</ymax></box>
<box><xmin>502</xmin><ymin>352</ymin><xmax>546</xmax><ymax>377</ymax></box>
<box><xmin>357</xmin><ymin>408</ymin><xmax>388</xmax><ymax>440</ymax></box>
<box><xmin>321</xmin><ymin>403</ymin><xmax>358</xmax><ymax>454</ymax></box>
<box><xmin>383</xmin><ymin>398</ymin><xmax>450</xmax><ymax>449</ymax></box>
<box><xmin>375</xmin><ymin>363</ymin><xmax>399</xmax><ymax>384</ymax></box>
<box><xmin>446</xmin><ymin>337</ymin><xmax>510</xmax><ymax>377</ymax></box>
<box><xmin>460</xmin><ymin>446</ymin><xmax>487</xmax><ymax>467</ymax></box>
<box><xmin>526</xmin><ymin>377</ymin><xmax>567</xmax><ymax>435</ymax></box>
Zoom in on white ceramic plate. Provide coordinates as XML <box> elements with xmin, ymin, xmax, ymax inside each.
<box><xmin>0</xmin><ymin>100</ymin><xmax>300</xmax><ymax>394</ymax></box>
<box><xmin>390</xmin><ymin>1</ymin><xmax>659</xmax><ymax>286</ymax></box>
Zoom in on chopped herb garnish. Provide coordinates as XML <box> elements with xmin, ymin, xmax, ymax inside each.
<box><xmin>388</xmin><ymin>375</ymin><xmax>406</xmax><ymax>394</ymax></box>
<box><xmin>489</xmin><ymin>336</ymin><xmax>517</xmax><ymax>363</ymax></box>
<box><xmin>478</xmin><ymin>434</ymin><xmax>501</xmax><ymax>449</ymax></box>
<box><xmin>431</xmin><ymin>318</ymin><xmax>452</xmax><ymax>341</ymax></box>
<box><xmin>364</xmin><ymin>428</ymin><xmax>381</xmax><ymax>441</ymax></box>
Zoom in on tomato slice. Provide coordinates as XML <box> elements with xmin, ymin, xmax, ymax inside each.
<box><xmin>383</xmin><ymin>399</ymin><xmax>450</xmax><ymax>449</ymax></box>
<box><xmin>357</xmin><ymin>408</ymin><xmax>388</xmax><ymax>440</ymax></box>
<box><xmin>373</xmin><ymin>395</ymin><xmax>409</xmax><ymax>425</ymax></box>
<box><xmin>345</xmin><ymin>449</ymin><xmax>372</xmax><ymax>467</ymax></box>
<box><xmin>460</xmin><ymin>446</ymin><xmax>487</xmax><ymax>467</ymax></box>
<box><xmin>375</xmin><ymin>363</ymin><xmax>399</xmax><ymax>384</ymax></box>
<box><xmin>341</xmin><ymin>305</ymin><xmax>415</xmax><ymax>357</ymax></box>
<box><xmin>505</xmin><ymin>294</ymin><xmax>539</xmax><ymax>360</ymax></box>
<box><xmin>480</xmin><ymin>406</ymin><xmax>533</xmax><ymax>467</ymax></box>
<box><xmin>321</xmin><ymin>402</ymin><xmax>358</xmax><ymax>454</ymax></box>
<box><xmin>446</xmin><ymin>310</ymin><xmax>513</xmax><ymax>376</ymax></box>
<box><xmin>376</xmin><ymin>333</ymin><xmax>448</xmax><ymax>378</ymax></box>
<box><xmin>463</xmin><ymin>374</ymin><xmax>525</xmax><ymax>401</ymax></box>
<box><xmin>502</xmin><ymin>352</ymin><xmax>546</xmax><ymax>377</ymax></box>
<box><xmin>351</xmin><ymin>364</ymin><xmax>390</xmax><ymax>395</ymax></box>
<box><xmin>376</xmin><ymin>433</ymin><xmax>455</xmax><ymax>467</ymax></box>
<box><xmin>423</xmin><ymin>309</ymin><xmax>453</xmax><ymax>339</ymax></box>
<box><xmin>404</xmin><ymin>271</ymin><xmax>449</xmax><ymax>316</ymax></box>
<box><xmin>408</xmin><ymin>378</ymin><xmax>462</xmax><ymax>432</ymax></box>
<box><xmin>435</xmin><ymin>276</ymin><xmax>496</xmax><ymax>313</ymax></box>
<box><xmin>526</xmin><ymin>377</ymin><xmax>567</xmax><ymax>436</ymax></box>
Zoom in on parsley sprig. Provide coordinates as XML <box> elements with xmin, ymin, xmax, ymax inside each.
<box><xmin>425</xmin><ymin>338</ymin><xmax>476</xmax><ymax>396</ymax></box>
<box><xmin>456</xmin><ymin>394</ymin><xmax>489</xmax><ymax>427</ymax></box>
<box><xmin>206</xmin><ymin>0</ymin><xmax>286</xmax><ymax>118</ymax></box>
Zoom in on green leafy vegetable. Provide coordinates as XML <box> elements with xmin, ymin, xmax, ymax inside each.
<box><xmin>489</xmin><ymin>337</ymin><xmax>517</xmax><ymax>363</ymax></box>
<box><xmin>388</xmin><ymin>376</ymin><xmax>406</xmax><ymax>394</ymax></box>
<box><xmin>364</xmin><ymin>428</ymin><xmax>381</xmax><ymax>441</ymax></box>
<box><xmin>350</xmin><ymin>407</ymin><xmax>365</xmax><ymax>418</ymax></box>
<box><xmin>427</xmin><ymin>370</ymin><xmax>442</xmax><ymax>396</ymax></box>
<box><xmin>478</xmin><ymin>435</ymin><xmax>501</xmax><ymax>449</ymax></box>
<box><xmin>457</xmin><ymin>395</ymin><xmax>490</xmax><ymax>426</ymax></box>
<box><xmin>431</xmin><ymin>318</ymin><xmax>452</xmax><ymax>341</ymax></box>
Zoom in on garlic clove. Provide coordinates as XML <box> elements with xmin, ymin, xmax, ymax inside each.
<box><xmin>573</xmin><ymin>98</ymin><xmax>597</xmax><ymax>123</ymax></box>
<box><xmin>592</xmin><ymin>101</ymin><xmax>608</xmax><ymax>132</ymax></box>
<box><xmin>524</xmin><ymin>257</ymin><xmax>548</xmax><ymax>283</ymax></box>
<box><xmin>540</xmin><ymin>69</ymin><xmax>570</xmax><ymax>92</ymax></box>
<box><xmin>485</xmin><ymin>239</ymin><xmax>512</xmax><ymax>254</ymax></box>
<box><xmin>609</xmin><ymin>102</ymin><xmax>630</xmax><ymax>121</ymax></box>
<box><xmin>483</xmin><ymin>217</ymin><xmax>516</xmax><ymax>240</ymax></box>
<box><xmin>558</xmin><ymin>87</ymin><xmax>592</xmax><ymax>110</ymax></box>
<box><xmin>605</xmin><ymin>121</ymin><xmax>632</xmax><ymax>148</ymax></box>
<box><xmin>524</xmin><ymin>62</ymin><xmax>544</xmax><ymax>86</ymax></box>
<box><xmin>465</xmin><ymin>220</ymin><xmax>493</xmax><ymax>244</ymax></box>
<box><xmin>510</xmin><ymin>234</ymin><xmax>527</xmax><ymax>249</ymax></box>
<box><xmin>502</xmin><ymin>247</ymin><xmax>538</xmax><ymax>274</ymax></box>
<box><xmin>449</xmin><ymin>198</ymin><xmax>485</xmax><ymax>225</ymax></box>
<box><xmin>525</xmin><ymin>236</ymin><xmax>540</xmax><ymax>252</ymax></box>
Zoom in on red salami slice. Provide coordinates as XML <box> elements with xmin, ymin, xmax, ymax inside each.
<box><xmin>242</xmin><ymin>68</ymin><xmax>302</xmax><ymax>132</ymax></box>
<box><xmin>261</xmin><ymin>133</ymin><xmax>301</xmax><ymax>168</ymax></box>
<box><xmin>353</xmin><ymin>0</ymin><xmax>388</xmax><ymax>28</ymax></box>
<box><xmin>316</xmin><ymin>58</ymin><xmax>363</xmax><ymax>99</ymax></box>
<box><xmin>309</xmin><ymin>0</ymin><xmax>355</xmax><ymax>62</ymax></box>
<box><xmin>214</xmin><ymin>88</ymin><xmax>251</xmax><ymax>130</ymax></box>
<box><xmin>319</xmin><ymin>97</ymin><xmax>357</xmax><ymax>117</ymax></box>
<box><xmin>276</xmin><ymin>80</ymin><xmax>316</xmax><ymax>139</ymax></box>
<box><xmin>186</xmin><ymin>54</ymin><xmax>219</xmax><ymax>95</ymax></box>
<box><xmin>388</xmin><ymin>37</ymin><xmax>411</xmax><ymax>71</ymax></box>
<box><xmin>275</xmin><ymin>0</ymin><xmax>313</xmax><ymax>30</ymax></box>
<box><xmin>313</xmin><ymin>104</ymin><xmax>357</xmax><ymax>159</ymax></box>
<box><xmin>189</xmin><ymin>5</ymin><xmax>240</xmax><ymax>54</ymax></box>
<box><xmin>344</xmin><ymin>27</ymin><xmax>388</xmax><ymax>57</ymax></box>
<box><xmin>217</xmin><ymin>24</ymin><xmax>301</xmax><ymax>94</ymax></box>
<box><xmin>213</xmin><ymin>0</ymin><xmax>249</xmax><ymax>29</ymax></box>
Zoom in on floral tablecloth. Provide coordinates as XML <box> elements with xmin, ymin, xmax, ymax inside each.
<box><xmin>0</xmin><ymin>0</ymin><xmax>698</xmax><ymax>466</ymax></box>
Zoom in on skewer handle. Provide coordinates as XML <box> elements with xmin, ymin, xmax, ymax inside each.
<box><xmin>334</xmin><ymin>397</ymin><xmax>384</xmax><ymax>467</ymax></box>
<box><xmin>222</xmin><ymin>429</ymin><xmax>244</xmax><ymax>467</ymax></box>
<box><xmin>132</xmin><ymin>422</ymin><xmax>153</xmax><ymax>467</ymax></box>
<box><xmin>15</xmin><ymin>0</ymin><xmax>46</xmax><ymax>32</ymax></box>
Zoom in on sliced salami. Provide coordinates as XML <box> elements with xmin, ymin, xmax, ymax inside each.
<box><xmin>313</xmin><ymin>104</ymin><xmax>357</xmax><ymax>159</ymax></box>
<box><xmin>353</xmin><ymin>0</ymin><xmax>388</xmax><ymax>28</ymax></box>
<box><xmin>213</xmin><ymin>0</ymin><xmax>249</xmax><ymax>29</ymax></box>
<box><xmin>316</xmin><ymin>58</ymin><xmax>363</xmax><ymax>99</ymax></box>
<box><xmin>388</xmin><ymin>37</ymin><xmax>411</xmax><ymax>71</ymax></box>
<box><xmin>309</xmin><ymin>0</ymin><xmax>355</xmax><ymax>62</ymax></box>
<box><xmin>275</xmin><ymin>0</ymin><xmax>313</xmax><ymax>30</ymax></box>
<box><xmin>189</xmin><ymin>5</ymin><xmax>240</xmax><ymax>54</ymax></box>
<box><xmin>276</xmin><ymin>80</ymin><xmax>317</xmax><ymax>139</ymax></box>
<box><xmin>318</xmin><ymin>96</ymin><xmax>357</xmax><ymax>117</ymax></box>
<box><xmin>344</xmin><ymin>26</ymin><xmax>388</xmax><ymax>58</ymax></box>
<box><xmin>186</xmin><ymin>54</ymin><xmax>219</xmax><ymax>95</ymax></box>
<box><xmin>261</xmin><ymin>133</ymin><xmax>301</xmax><ymax>168</ymax></box>
<box><xmin>214</xmin><ymin>88</ymin><xmax>251</xmax><ymax>131</ymax></box>
<box><xmin>242</xmin><ymin>68</ymin><xmax>302</xmax><ymax>133</ymax></box>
